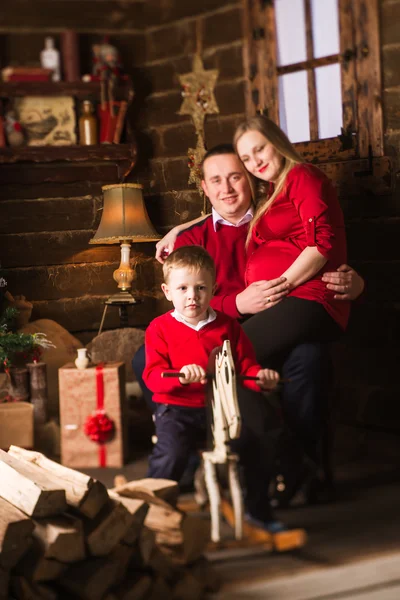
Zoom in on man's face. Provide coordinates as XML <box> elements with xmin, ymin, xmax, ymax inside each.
<box><xmin>201</xmin><ymin>153</ymin><xmax>252</xmax><ymax>224</ymax></box>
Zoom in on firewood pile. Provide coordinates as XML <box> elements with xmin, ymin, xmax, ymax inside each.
<box><xmin>0</xmin><ymin>446</ymin><xmax>220</xmax><ymax>600</ymax></box>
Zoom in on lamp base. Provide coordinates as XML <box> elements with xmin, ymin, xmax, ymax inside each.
<box><xmin>105</xmin><ymin>291</ymin><xmax>139</xmax><ymax>305</ymax></box>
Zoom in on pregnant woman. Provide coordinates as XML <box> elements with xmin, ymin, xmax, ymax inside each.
<box><xmin>233</xmin><ymin>115</ymin><xmax>350</xmax><ymax>363</ymax></box>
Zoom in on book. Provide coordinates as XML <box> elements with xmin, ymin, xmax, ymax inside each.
<box><xmin>2</xmin><ymin>67</ymin><xmax>53</xmax><ymax>82</ymax></box>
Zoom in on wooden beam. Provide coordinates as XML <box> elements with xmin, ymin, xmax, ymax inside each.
<box><xmin>339</xmin><ymin>0</ymin><xmax>358</xmax><ymax>139</ymax></box>
<box><xmin>354</xmin><ymin>0</ymin><xmax>383</xmax><ymax>156</ymax></box>
<box><xmin>304</xmin><ymin>0</ymin><xmax>319</xmax><ymax>140</ymax></box>
<box><xmin>32</xmin><ymin>514</ymin><xmax>85</xmax><ymax>563</ymax></box>
<box><xmin>276</xmin><ymin>53</ymin><xmax>339</xmax><ymax>76</ymax></box>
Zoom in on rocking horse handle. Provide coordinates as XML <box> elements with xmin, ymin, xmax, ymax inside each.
<box><xmin>161</xmin><ymin>372</ymin><xmax>290</xmax><ymax>383</ymax></box>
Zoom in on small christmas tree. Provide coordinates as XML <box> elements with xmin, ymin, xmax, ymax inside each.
<box><xmin>0</xmin><ymin>274</ymin><xmax>54</xmax><ymax>371</ymax></box>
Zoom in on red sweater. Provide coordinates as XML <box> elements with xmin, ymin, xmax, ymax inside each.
<box><xmin>175</xmin><ymin>217</ymin><xmax>247</xmax><ymax>319</ymax></box>
<box><xmin>143</xmin><ymin>311</ymin><xmax>262</xmax><ymax>408</ymax></box>
<box><xmin>245</xmin><ymin>164</ymin><xmax>350</xmax><ymax>330</ymax></box>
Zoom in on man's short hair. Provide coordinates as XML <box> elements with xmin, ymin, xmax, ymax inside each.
<box><xmin>162</xmin><ymin>246</ymin><xmax>216</xmax><ymax>284</ymax></box>
<box><xmin>201</xmin><ymin>144</ymin><xmax>236</xmax><ymax>177</ymax></box>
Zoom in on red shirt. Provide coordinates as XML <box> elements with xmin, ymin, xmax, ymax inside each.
<box><xmin>143</xmin><ymin>311</ymin><xmax>262</xmax><ymax>408</ymax></box>
<box><xmin>175</xmin><ymin>217</ymin><xmax>246</xmax><ymax>319</ymax></box>
<box><xmin>245</xmin><ymin>164</ymin><xmax>350</xmax><ymax>330</ymax></box>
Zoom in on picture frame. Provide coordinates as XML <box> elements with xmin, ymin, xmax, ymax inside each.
<box><xmin>13</xmin><ymin>96</ymin><xmax>76</xmax><ymax>146</ymax></box>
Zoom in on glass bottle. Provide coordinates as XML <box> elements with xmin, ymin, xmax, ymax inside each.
<box><xmin>40</xmin><ymin>37</ymin><xmax>61</xmax><ymax>81</ymax></box>
<box><xmin>79</xmin><ymin>100</ymin><xmax>98</xmax><ymax>145</ymax></box>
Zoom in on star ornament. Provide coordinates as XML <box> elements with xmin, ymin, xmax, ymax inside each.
<box><xmin>178</xmin><ymin>54</ymin><xmax>219</xmax><ymax>132</ymax></box>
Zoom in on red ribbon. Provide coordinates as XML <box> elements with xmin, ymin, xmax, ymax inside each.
<box><xmin>83</xmin><ymin>364</ymin><xmax>115</xmax><ymax>467</ymax></box>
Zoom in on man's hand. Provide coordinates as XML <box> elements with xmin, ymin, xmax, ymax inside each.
<box><xmin>179</xmin><ymin>364</ymin><xmax>207</xmax><ymax>385</ymax></box>
<box><xmin>322</xmin><ymin>264</ymin><xmax>365</xmax><ymax>301</ymax></box>
<box><xmin>236</xmin><ymin>278</ymin><xmax>291</xmax><ymax>315</ymax></box>
<box><xmin>256</xmin><ymin>368</ymin><xmax>280</xmax><ymax>390</ymax></box>
<box><xmin>155</xmin><ymin>228</ymin><xmax>180</xmax><ymax>264</ymax></box>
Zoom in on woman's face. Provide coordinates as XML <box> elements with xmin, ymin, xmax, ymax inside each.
<box><xmin>236</xmin><ymin>130</ymin><xmax>284</xmax><ymax>183</ymax></box>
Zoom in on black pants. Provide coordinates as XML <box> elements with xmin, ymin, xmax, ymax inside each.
<box><xmin>148</xmin><ymin>400</ymin><xmax>276</xmax><ymax>523</ymax></box>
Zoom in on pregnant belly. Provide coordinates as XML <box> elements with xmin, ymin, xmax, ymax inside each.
<box><xmin>245</xmin><ymin>241</ymin><xmax>301</xmax><ymax>285</ymax></box>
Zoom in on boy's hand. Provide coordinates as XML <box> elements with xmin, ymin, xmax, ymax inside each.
<box><xmin>179</xmin><ymin>364</ymin><xmax>207</xmax><ymax>385</ymax></box>
<box><xmin>256</xmin><ymin>368</ymin><xmax>280</xmax><ymax>390</ymax></box>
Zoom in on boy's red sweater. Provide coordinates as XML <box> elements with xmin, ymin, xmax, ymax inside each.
<box><xmin>143</xmin><ymin>310</ymin><xmax>262</xmax><ymax>408</ymax></box>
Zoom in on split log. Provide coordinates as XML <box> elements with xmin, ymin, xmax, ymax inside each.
<box><xmin>10</xmin><ymin>576</ymin><xmax>58</xmax><ymax>600</ymax></box>
<box><xmin>0</xmin><ymin>567</ymin><xmax>9</xmax><ymax>600</ymax></box>
<box><xmin>8</xmin><ymin>446</ymin><xmax>109</xmax><ymax>518</ymax></box>
<box><xmin>106</xmin><ymin>574</ymin><xmax>152</xmax><ymax>600</ymax></box>
<box><xmin>27</xmin><ymin>362</ymin><xmax>48</xmax><ymax>425</ymax></box>
<box><xmin>32</xmin><ymin>513</ymin><xmax>85</xmax><ymax>563</ymax></box>
<box><xmin>108</xmin><ymin>492</ymin><xmax>148</xmax><ymax>546</ymax></box>
<box><xmin>147</xmin><ymin>576</ymin><xmax>173</xmax><ymax>600</ymax></box>
<box><xmin>172</xmin><ymin>572</ymin><xmax>204</xmax><ymax>600</ymax></box>
<box><xmin>189</xmin><ymin>557</ymin><xmax>221</xmax><ymax>594</ymax></box>
<box><xmin>138</xmin><ymin>526</ymin><xmax>156</xmax><ymax>565</ymax></box>
<box><xmin>0</xmin><ymin>450</ymin><xmax>67</xmax><ymax>518</ymax></box>
<box><xmin>59</xmin><ymin>555</ymin><xmax>123</xmax><ymax>600</ymax></box>
<box><xmin>0</xmin><ymin>496</ymin><xmax>34</xmax><ymax>569</ymax></box>
<box><xmin>15</xmin><ymin>539</ymin><xmax>67</xmax><ymax>582</ymax></box>
<box><xmin>85</xmin><ymin>499</ymin><xmax>134</xmax><ymax>557</ymax></box>
<box><xmin>112</xmin><ymin>478</ymin><xmax>179</xmax><ymax>507</ymax></box>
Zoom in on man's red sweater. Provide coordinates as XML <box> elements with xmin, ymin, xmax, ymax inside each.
<box><xmin>143</xmin><ymin>310</ymin><xmax>262</xmax><ymax>408</ymax></box>
<box><xmin>175</xmin><ymin>216</ymin><xmax>247</xmax><ymax>319</ymax></box>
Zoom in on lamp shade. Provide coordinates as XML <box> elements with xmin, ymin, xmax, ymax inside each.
<box><xmin>90</xmin><ymin>183</ymin><xmax>161</xmax><ymax>244</ymax></box>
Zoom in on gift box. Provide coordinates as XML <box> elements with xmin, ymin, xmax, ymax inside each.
<box><xmin>59</xmin><ymin>362</ymin><xmax>128</xmax><ymax>468</ymax></box>
<box><xmin>0</xmin><ymin>402</ymin><xmax>34</xmax><ymax>449</ymax></box>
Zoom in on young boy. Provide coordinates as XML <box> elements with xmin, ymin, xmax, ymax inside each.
<box><xmin>143</xmin><ymin>245</ymin><xmax>279</xmax><ymax>484</ymax></box>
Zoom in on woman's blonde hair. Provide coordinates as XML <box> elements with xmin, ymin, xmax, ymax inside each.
<box><xmin>233</xmin><ymin>116</ymin><xmax>304</xmax><ymax>245</ymax></box>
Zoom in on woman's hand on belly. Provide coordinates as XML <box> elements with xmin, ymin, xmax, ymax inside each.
<box><xmin>236</xmin><ymin>277</ymin><xmax>291</xmax><ymax>315</ymax></box>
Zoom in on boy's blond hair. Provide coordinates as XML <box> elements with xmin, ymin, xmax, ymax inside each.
<box><xmin>162</xmin><ymin>245</ymin><xmax>216</xmax><ymax>283</ymax></box>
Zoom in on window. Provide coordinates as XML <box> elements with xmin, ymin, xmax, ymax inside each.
<box><xmin>242</xmin><ymin>0</ymin><xmax>383</xmax><ymax>161</ymax></box>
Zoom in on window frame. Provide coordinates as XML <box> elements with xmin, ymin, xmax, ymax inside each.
<box><xmin>242</xmin><ymin>0</ymin><xmax>383</xmax><ymax>161</ymax></box>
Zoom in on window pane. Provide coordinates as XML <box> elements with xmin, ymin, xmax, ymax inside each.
<box><xmin>275</xmin><ymin>0</ymin><xmax>307</xmax><ymax>67</ymax></box>
<box><xmin>278</xmin><ymin>71</ymin><xmax>310</xmax><ymax>143</ymax></box>
<box><xmin>311</xmin><ymin>0</ymin><xmax>340</xmax><ymax>58</ymax></box>
<box><xmin>315</xmin><ymin>63</ymin><xmax>342</xmax><ymax>139</ymax></box>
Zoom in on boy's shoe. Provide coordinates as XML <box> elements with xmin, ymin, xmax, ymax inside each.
<box><xmin>244</xmin><ymin>513</ymin><xmax>307</xmax><ymax>552</ymax></box>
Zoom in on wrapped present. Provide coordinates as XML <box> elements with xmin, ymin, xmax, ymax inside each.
<box><xmin>0</xmin><ymin>402</ymin><xmax>34</xmax><ymax>449</ymax></box>
<box><xmin>59</xmin><ymin>362</ymin><xmax>128</xmax><ymax>468</ymax></box>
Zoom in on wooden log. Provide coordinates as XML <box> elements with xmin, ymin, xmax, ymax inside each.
<box><xmin>8</xmin><ymin>446</ymin><xmax>109</xmax><ymax>518</ymax></box>
<box><xmin>27</xmin><ymin>362</ymin><xmax>48</xmax><ymax>425</ymax></box>
<box><xmin>0</xmin><ymin>567</ymin><xmax>9</xmax><ymax>600</ymax></box>
<box><xmin>172</xmin><ymin>572</ymin><xmax>204</xmax><ymax>600</ymax></box>
<box><xmin>15</xmin><ymin>539</ymin><xmax>67</xmax><ymax>582</ymax></box>
<box><xmin>0</xmin><ymin>496</ymin><xmax>34</xmax><ymax>569</ymax></box>
<box><xmin>189</xmin><ymin>557</ymin><xmax>221</xmax><ymax>594</ymax></box>
<box><xmin>0</xmin><ymin>450</ymin><xmax>67</xmax><ymax>518</ymax></box>
<box><xmin>11</xmin><ymin>576</ymin><xmax>58</xmax><ymax>600</ymax></box>
<box><xmin>108</xmin><ymin>492</ymin><xmax>148</xmax><ymax>546</ymax></box>
<box><xmin>85</xmin><ymin>499</ymin><xmax>134</xmax><ymax>557</ymax></box>
<box><xmin>59</xmin><ymin>555</ymin><xmax>123</xmax><ymax>600</ymax></box>
<box><xmin>112</xmin><ymin>478</ymin><xmax>179</xmax><ymax>507</ymax></box>
<box><xmin>147</xmin><ymin>576</ymin><xmax>173</xmax><ymax>600</ymax></box>
<box><xmin>32</xmin><ymin>514</ymin><xmax>85</xmax><ymax>563</ymax></box>
<box><xmin>108</xmin><ymin>543</ymin><xmax>136</xmax><ymax>587</ymax></box>
<box><xmin>144</xmin><ymin>504</ymin><xmax>183</xmax><ymax>536</ymax></box>
<box><xmin>106</xmin><ymin>574</ymin><xmax>152</xmax><ymax>600</ymax></box>
<box><xmin>138</xmin><ymin>526</ymin><xmax>156</xmax><ymax>565</ymax></box>
<box><xmin>7</xmin><ymin>366</ymin><xmax>29</xmax><ymax>401</ymax></box>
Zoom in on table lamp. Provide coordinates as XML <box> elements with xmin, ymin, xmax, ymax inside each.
<box><xmin>90</xmin><ymin>183</ymin><xmax>161</xmax><ymax>304</ymax></box>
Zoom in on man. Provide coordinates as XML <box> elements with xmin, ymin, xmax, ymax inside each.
<box><xmin>134</xmin><ymin>144</ymin><xmax>364</xmax><ymax>506</ymax></box>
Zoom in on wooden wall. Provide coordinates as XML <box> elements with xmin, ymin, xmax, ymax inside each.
<box><xmin>1</xmin><ymin>0</ymin><xmax>400</xmax><ymax>437</ymax></box>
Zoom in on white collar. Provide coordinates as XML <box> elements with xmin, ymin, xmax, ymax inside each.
<box><xmin>212</xmin><ymin>207</ymin><xmax>253</xmax><ymax>231</ymax></box>
<box><xmin>171</xmin><ymin>307</ymin><xmax>217</xmax><ymax>331</ymax></box>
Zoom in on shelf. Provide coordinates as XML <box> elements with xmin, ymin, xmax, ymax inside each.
<box><xmin>0</xmin><ymin>143</ymin><xmax>138</xmax><ymax>164</ymax></box>
<box><xmin>0</xmin><ymin>80</ymin><xmax>134</xmax><ymax>101</ymax></box>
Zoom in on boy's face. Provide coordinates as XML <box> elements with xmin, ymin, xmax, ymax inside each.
<box><xmin>161</xmin><ymin>266</ymin><xmax>214</xmax><ymax>326</ymax></box>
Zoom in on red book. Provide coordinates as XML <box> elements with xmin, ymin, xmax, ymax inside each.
<box><xmin>2</xmin><ymin>67</ymin><xmax>53</xmax><ymax>82</ymax></box>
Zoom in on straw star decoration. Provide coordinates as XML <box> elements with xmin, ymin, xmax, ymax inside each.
<box><xmin>178</xmin><ymin>54</ymin><xmax>219</xmax><ymax>135</ymax></box>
